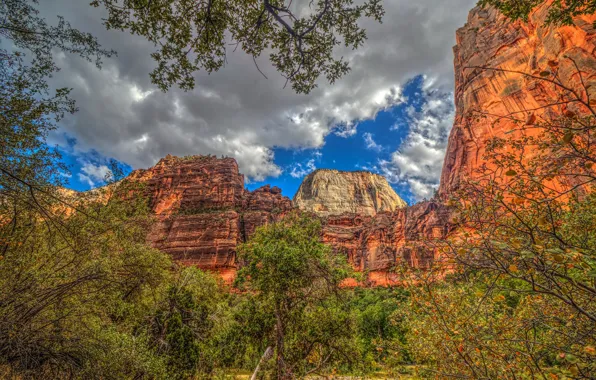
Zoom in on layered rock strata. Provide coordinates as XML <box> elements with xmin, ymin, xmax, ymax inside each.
<box><xmin>128</xmin><ymin>155</ymin><xmax>292</xmax><ymax>278</ymax></box>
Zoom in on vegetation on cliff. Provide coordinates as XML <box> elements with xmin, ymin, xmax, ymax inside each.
<box><xmin>400</xmin><ymin>54</ymin><xmax>596</xmax><ymax>378</ymax></box>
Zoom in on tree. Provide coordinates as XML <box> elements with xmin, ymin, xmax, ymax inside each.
<box><xmin>235</xmin><ymin>213</ymin><xmax>358</xmax><ymax>378</ymax></box>
<box><xmin>148</xmin><ymin>267</ymin><xmax>229</xmax><ymax>379</ymax></box>
<box><xmin>92</xmin><ymin>0</ymin><xmax>384</xmax><ymax>94</ymax></box>
<box><xmin>479</xmin><ymin>0</ymin><xmax>596</xmax><ymax>27</ymax></box>
<box><xmin>0</xmin><ymin>177</ymin><xmax>175</xmax><ymax>378</ymax></box>
<box><xmin>401</xmin><ymin>60</ymin><xmax>596</xmax><ymax>378</ymax></box>
<box><xmin>1</xmin><ymin>0</ymin><xmax>114</xmax><ymax>189</ymax></box>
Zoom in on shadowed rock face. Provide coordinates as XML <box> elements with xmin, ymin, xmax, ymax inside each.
<box><xmin>321</xmin><ymin>201</ymin><xmax>453</xmax><ymax>286</ymax></box>
<box><xmin>294</xmin><ymin>169</ymin><xmax>407</xmax><ymax>216</ymax></box>
<box><xmin>439</xmin><ymin>1</ymin><xmax>596</xmax><ymax>196</ymax></box>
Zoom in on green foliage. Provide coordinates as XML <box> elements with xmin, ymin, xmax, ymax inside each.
<box><xmin>479</xmin><ymin>0</ymin><xmax>596</xmax><ymax>26</ymax></box>
<box><xmin>91</xmin><ymin>0</ymin><xmax>384</xmax><ymax>94</ymax></box>
<box><xmin>348</xmin><ymin>287</ymin><xmax>412</xmax><ymax>370</ymax></box>
<box><xmin>236</xmin><ymin>212</ymin><xmax>360</xmax><ymax>378</ymax></box>
<box><xmin>149</xmin><ymin>267</ymin><xmax>227</xmax><ymax>378</ymax></box>
<box><xmin>403</xmin><ymin>62</ymin><xmax>596</xmax><ymax>378</ymax></box>
<box><xmin>1</xmin><ymin>0</ymin><xmax>114</xmax><ymax>190</ymax></box>
<box><xmin>0</xmin><ymin>181</ymin><xmax>173</xmax><ymax>378</ymax></box>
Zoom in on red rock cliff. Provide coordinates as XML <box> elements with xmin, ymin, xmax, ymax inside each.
<box><xmin>439</xmin><ymin>2</ymin><xmax>596</xmax><ymax>195</ymax></box>
<box><xmin>129</xmin><ymin>155</ymin><xmax>292</xmax><ymax>280</ymax></box>
<box><xmin>125</xmin><ymin>2</ymin><xmax>595</xmax><ymax>284</ymax></box>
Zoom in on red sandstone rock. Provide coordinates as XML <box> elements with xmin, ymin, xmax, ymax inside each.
<box><xmin>321</xmin><ymin>201</ymin><xmax>453</xmax><ymax>285</ymax></box>
<box><xmin>439</xmin><ymin>2</ymin><xmax>596</xmax><ymax>196</ymax></box>
<box><xmin>130</xmin><ymin>155</ymin><xmax>293</xmax><ymax>275</ymax></box>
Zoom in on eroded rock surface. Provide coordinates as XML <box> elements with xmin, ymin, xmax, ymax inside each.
<box><xmin>294</xmin><ymin>169</ymin><xmax>407</xmax><ymax>216</ymax></box>
<box><xmin>129</xmin><ymin>155</ymin><xmax>292</xmax><ymax>272</ymax></box>
<box><xmin>321</xmin><ymin>201</ymin><xmax>452</xmax><ymax>285</ymax></box>
<box><xmin>439</xmin><ymin>2</ymin><xmax>596</xmax><ymax>196</ymax></box>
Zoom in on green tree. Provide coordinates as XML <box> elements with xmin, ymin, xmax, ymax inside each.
<box><xmin>235</xmin><ymin>213</ymin><xmax>358</xmax><ymax>378</ymax></box>
<box><xmin>92</xmin><ymin>0</ymin><xmax>384</xmax><ymax>94</ymax></box>
<box><xmin>402</xmin><ymin>60</ymin><xmax>596</xmax><ymax>378</ymax></box>
<box><xmin>148</xmin><ymin>267</ymin><xmax>230</xmax><ymax>379</ymax></box>
<box><xmin>0</xmin><ymin>178</ymin><xmax>174</xmax><ymax>378</ymax></box>
<box><xmin>1</xmin><ymin>0</ymin><xmax>114</xmax><ymax>190</ymax></box>
<box><xmin>479</xmin><ymin>0</ymin><xmax>596</xmax><ymax>26</ymax></box>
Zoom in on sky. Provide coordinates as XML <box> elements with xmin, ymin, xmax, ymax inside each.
<box><xmin>41</xmin><ymin>0</ymin><xmax>477</xmax><ymax>204</ymax></box>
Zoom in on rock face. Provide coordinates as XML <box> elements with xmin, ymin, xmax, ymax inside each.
<box><xmin>294</xmin><ymin>169</ymin><xmax>407</xmax><ymax>216</ymax></box>
<box><xmin>439</xmin><ymin>1</ymin><xmax>596</xmax><ymax>196</ymax></box>
<box><xmin>321</xmin><ymin>201</ymin><xmax>452</xmax><ymax>285</ymax></box>
<box><xmin>121</xmin><ymin>2</ymin><xmax>595</xmax><ymax>284</ymax></box>
<box><xmin>128</xmin><ymin>155</ymin><xmax>446</xmax><ymax>283</ymax></box>
<box><xmin>129</xmin><ymin>155</ymin><xmax>292</xmax><ymax>280</ymax></box>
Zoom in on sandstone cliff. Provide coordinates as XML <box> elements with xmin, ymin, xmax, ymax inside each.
<box><xmin>114</xmin><ymin>1</ymin><xmax>596</xmax><ymax>284</ymax></box>
<box><xmin>439</xmin><ymin>1</ymin><xmax>596</xmax><ymax>196</ymax></box>
<box><xmin>293</xmin><ymin>169</ymin><xmax>407</xmax><ymax>216</ymax></box>
<box><xmin>128</xmin><ymin>155</ymin><xmax>293</xmax><ymax>281</ymax></box>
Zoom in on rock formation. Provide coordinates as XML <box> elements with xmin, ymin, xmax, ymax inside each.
<box><xmin>321</xmin><ymin>201</ymin><xmax>452</xmax><ymax>285</ymax></box>
<box><xmin>293</xmin><ymin>169</ymin><xmax>407</xmax><ymax>216</ymax></box>
<box><xmin>128</xmin><ymin>155</ymin><xmax>292</xmax><ymax>281</ymax></box>
<box><xmin>114</xmin><ymin>1</ymin><xmax>595</xmax><ymax>285</ymax></box>
<box><xmin>439</xmin><ymin>1</ymin><xmax>596</xmax><ymax>196</ymax></box>
<box><xmin>126</xmin><ymin>155</ymin><xmax>449</xmax><ymax>284</ymax></box>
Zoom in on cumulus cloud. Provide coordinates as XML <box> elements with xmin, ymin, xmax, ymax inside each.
<box><xmin>379</xmin><ymin>77</ymin><xmax>455</xmax><ymax>201</ymax></box>
<box><xmin>40</xmin><ymin>0</ymin><xmax>474</xmax><ymax>187</ymax></box>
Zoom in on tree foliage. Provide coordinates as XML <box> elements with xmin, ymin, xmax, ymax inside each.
<box><xmin>1</xmin><ymin>0</ymin><xmax>114</xmax><ymax>190</ymax></box>
<box><xmin>92</xmin><ymin>0</ymin><xmax>383</xmax><ymax>94</ymax></box>
<box><xmin>402</xmin><ymin>58</ymin><xmax>596</xmax><ymax>378</ymax></box>
<box><xmin>236</xmin><ymin>213</ymin><xmax>359</xmax><ymax>378</ymax></box>
<box><xmin>479</xmin><ymin>0</ymin><xmax>596</xmax><ymax>26</ymax></box>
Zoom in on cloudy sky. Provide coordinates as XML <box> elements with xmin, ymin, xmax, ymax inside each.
<box><xmin>42</xmin><ymin>0</ymin><xmax>477</xmax><ymax>204</ymax></box>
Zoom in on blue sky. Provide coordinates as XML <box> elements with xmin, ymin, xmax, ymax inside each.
<box><xmin>41</xmin><ymin>0</ymin><xmax>471</xmax><ymax>206</ymax></box>
<box><xmin>58</xmin><ymin>75</ymin><xmax>454</xmax><ymax>205</ymax></box>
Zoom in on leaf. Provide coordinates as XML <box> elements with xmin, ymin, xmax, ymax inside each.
<box><xmin>562</xmin><ymin>132</ymin><xmax>574</xmax><ymax>143</ymax></box>
<box><xmin>590</xmin><ymin>99</ymin><xmax>596</xmax><ymax>106</ymax></box>
<box><xmin>509</xmin><ymin>264</ymin><xmax>519</xmax><ymax>273</ymax></box>
<box><xmin>586</xmin><ymin>162</ymin><xmax>593</xmax><ymax>169</ymax></box>
<box><xmin>505</xmin><ymin>169</ymin><xmax>517</xmax><ymax>176</ymax></box>
<box><xmin>564</xmin><ymin>110</ymin><xmax>576</xmax><ymax>118</ymax></box>
<box><xmin>547</xmin><ymin>60</ymin><xmax>558</xmax><ymax>67</ymax></box>
<box><xmin>553</xmin><ymin>254</ymin><xmax>565</xmax><ymax>263</ymax></box>
<box><xmin>584</xmin><ymin>346</ymin><xmax>596</xmax><ymax>355</ymax></box>
<box><xmin>526</xmin><ymin>113</ymin><xmax>536</xmax><ymax>125</ymax></box>
<box><xmin>539</xmin><ymin>71</ymin><xmax>551</xmax><ymax>77</ymax></box>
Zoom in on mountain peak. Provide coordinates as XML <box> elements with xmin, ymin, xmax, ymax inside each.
<box><xmin>293</xmin><ymin>169</ymin><xmax>407</xmax><ymax>216</ymax></box>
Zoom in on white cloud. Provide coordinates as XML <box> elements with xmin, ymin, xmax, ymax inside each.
<box><xmin>363</xmin><ymin>132</ymin><xmax>383</xmax><ymax>152</ymax></box>
<box><xmin>379</xmin><ymin>77</ymin><xmax>455</xmax><ymax>201</ymax></box>
<box><xmin>40</xmin><ymin>0</ymin><xmax>475</xmax><ymax>188</ymax></box>
<box><xmin>78</xmin><ymin>162</ymin><xmax>113</xmax><ymax>188</ymax></box>
<box><xmin>290</xmin><ymin>159</ymin><xmax>317</xmax><ymax>178</ymax></box>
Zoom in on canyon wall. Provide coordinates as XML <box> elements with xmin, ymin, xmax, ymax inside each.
<box><xmin>121</xmin><ymin>2</ymin><xmax>595</xmax><ymax>284</ymax></box>
<box><xmin>128</xmin><ymin>155</ymin><xmax>293</xmax><ymax>281</ymax></box>
<box><xmin>439</xmin><ymin>2</ymin><xmax>596</xmax><ymax>195</ymax></box>
<box><xmin>130</xmin><ymin>155</ymin><xmax>450</xmax><ymax>284</ymax></box>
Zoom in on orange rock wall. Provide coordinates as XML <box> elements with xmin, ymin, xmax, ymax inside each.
<box><xmin>130</xmin><ymin>155</ymin><xmax>292</xmax><ymax>272</ymax></box>
<box><xmin>440</xmin><ymin>2</ymin><xmax>596</xmax><ymax>195</ymax></box>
